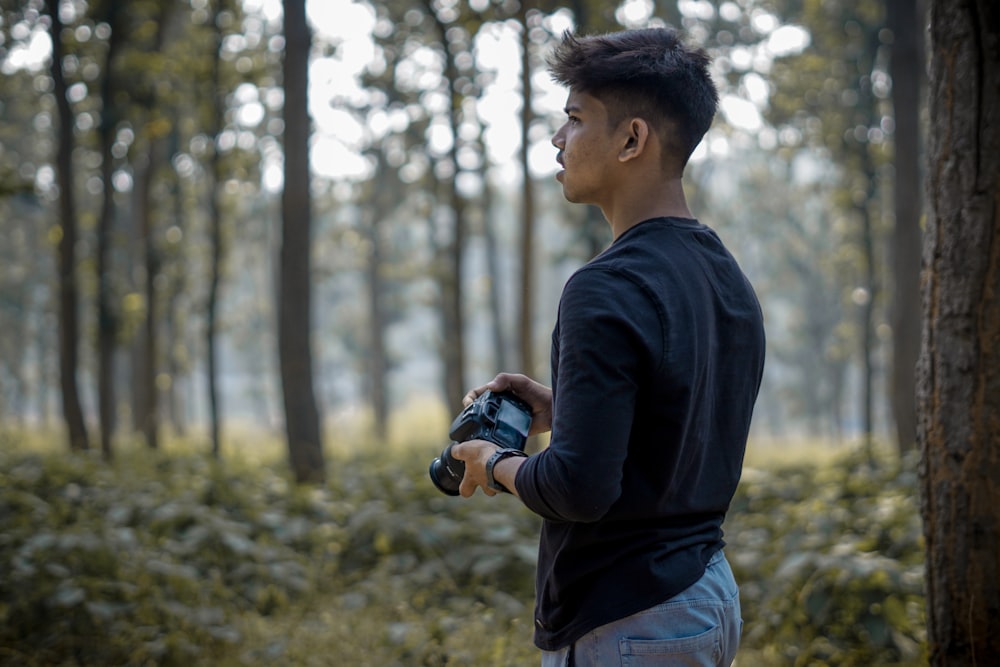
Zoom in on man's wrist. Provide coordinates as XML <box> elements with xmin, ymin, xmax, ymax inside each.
<box><xmin>485</xmin><ymin>448</ymin><xmax>528</xmax><ymax>493</ymax></box>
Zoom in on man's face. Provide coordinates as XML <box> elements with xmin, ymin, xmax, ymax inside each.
<box><xmin>551</xmin><ymin>90</ymin><xmax>624</xmax><ymax>206</ymax></box>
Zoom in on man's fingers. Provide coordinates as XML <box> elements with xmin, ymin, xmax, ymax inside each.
<box><xmin>459</xmin><ymin>476</ymin><xmax>495</xmax><ymax>497</ymax></box>
<box><xmin>462</xmin><ymin>384</ymin><xmax>492</xmax><ymax>406</ymax></box>
<box><xmin>450</xmin><ymin>441</ymin><xmax>469</xmax><ymax>461</ymax></box>
<box><xmin>463</xmin><ymin>373</ymin><xmax>524</xmax><ymax>407</ymax></box>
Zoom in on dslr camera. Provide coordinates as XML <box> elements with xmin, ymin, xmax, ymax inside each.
<box><xmin>429</xmin><ymin>390</ymin><xmax>533</xmax><ymax>496</ymax></box>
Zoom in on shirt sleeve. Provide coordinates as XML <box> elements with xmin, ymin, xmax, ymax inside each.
<box><xmin>515</xmin><ymin>266</ymin><xmax>664</xmax><ymax>523</ymax></box>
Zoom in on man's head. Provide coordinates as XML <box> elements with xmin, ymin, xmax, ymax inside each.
<box><xmin>547</xmin><ymin>28</ymin><xmax>718</xmax><ymax>174</ymax></box>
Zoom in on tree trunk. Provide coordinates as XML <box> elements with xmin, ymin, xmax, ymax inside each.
<box><xmin>280</xmin><ymin>0</ymin><xmax>325</xmax><ymax>484</ymax></box>
<box><xmin>207</xmin><ymin>0</ymin><xmax>227</xmax><ymax>458</ymax></box>
<box><xmin>918</xmin><ymin>1</ymin><xmax>1000</xmax><ymax>664</ymax></box>
<box><xmin>136</xmin><ymin>143</ymin><xmax>162</xmax><ymax>450</ymax></box>
<box><xmin>96</xmin><ymin>0</ymin><xmax>123</xmax><ymax>460</ymax></box>
<box><xmin>518</xmin><ymin>6</ymin><xmax>536</xmax><ymax>378</ymax></box>
<box><xmin>424</xmin><ymin>3</ymin><xmax>467</xmax><ymax>411</ymax></box>
<box><xmin>365</xmin><ymin>150</ymin><xmax>392</xmax><ymax>441</ymax></box>
<box><xmin>165</xmin><ymin>127</ymin><xmax>187</xmax><ymax>439</ymax></box>
<box><xmin>48</xmin><ymin>0</ymin><xmax>89</xmax><ymax>452</ymax></box>
<box><xmin>366</xmin><ymin>222</ymin><xmax>389</xmax><ymax>441</ymax></box>
<box><xmin>482</xmin><ymin>173</ymin><xmax>509</xmax><ymax>374</ymax></box>
<box><xmin>850</xmin><ymin>25</ymin><xmax>883</xmax><ymax>463</ymax></box>
<box><xmin>887</xmin><ymin>0</ymin><xmax>925</xmax><ymax>455</ymax></box>
<box><xmin>856</xmin><ymin>153</ymin><xmax>877</xmax><ymax>463</ymax></box>
<box><xmin>134</xmin><ymin>4</ymin><xmax>173</xmax><ymax>450</ymax></box>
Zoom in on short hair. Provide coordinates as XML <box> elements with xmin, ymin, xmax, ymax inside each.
<box><xmin>547</xmin><ymin>28</ymin><xmax>718</xmax><ymax>167</ymax></box>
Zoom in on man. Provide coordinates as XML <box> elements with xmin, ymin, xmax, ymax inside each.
<box><xmin>452</xmin><ymin>27</ymin><xmax>765</xmax><ymax>666</ymax></box>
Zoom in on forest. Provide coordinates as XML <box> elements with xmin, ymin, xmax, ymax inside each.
<box><xmin>1</xmin><ymin>0</ymin><xmax>998</xmax><ymax>665</ymax></box>
<box><xmin>0</xmin><ymin>0</ymin><xmax>922</xmax><ymax>458</ymax></box>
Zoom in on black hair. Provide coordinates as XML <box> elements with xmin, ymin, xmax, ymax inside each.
<box><xmin>547</xmin><ymin>28</ymin><xmax>719</xmax><ymax>166</ymax></box>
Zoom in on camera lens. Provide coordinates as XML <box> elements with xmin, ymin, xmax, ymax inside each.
<box><xmin>429</xmin><ymin>443</ymin><xmax>464</xmax><ymax>496</ymax></box>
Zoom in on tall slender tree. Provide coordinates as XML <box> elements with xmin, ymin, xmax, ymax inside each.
<box><xmin>279</xmin><ymin>0</ymin><xmax>325</xmax><ymax>483</ymax></box>
<box><xmin>766</xmin><ymin>0</ymin><xmax>891</xmax><ymax>446</ymax></box>
<box><xmin>362</xmin><ymin>149</ymin><xmax>396</xmax><ymax>442</ymax></box>
<box><xmin>164</xmin><ymin>126</ymin><xmax>189</xmax><ymax>439</ymax></box>
<box><xmin>206</xmin><ymin>0</ymin><xmax>228</xmax><ymax>458</ymax></box>
<box><xmin>422</xmin><ymin>0</ymin><xmax>471</xmax><ymax>410</ymax></box>
<box><xmin>480</xmin><ymin>145</ymin><xmax>509</xmax><ymax>374</ymax></box>
<box><xmin>95</xmin><ymin>0</ymin><xmax>123</xmax><ymax>460</ymax></box>
<box><xmin>918</xmin><ymin>0</ymin><xmax>1000</xmax><ymax>663</ymax></box>
<box><xmin>517</xmin><ymin>3</ymin><xmax>537</xmax><ymax>380</ymax></box>
<box><xmin>887</xmin><ymin>0</ymin><xmax>925</xmax><ymax>454</ymax></box>
<box><xmin>48</xmin><ymin>0</ymin><xmax>89</xmax><ymax>452</ymax></box>
<box><xmin>132</xmin><ymin>0</ymin><xmax>177</xmax><ymax>450</ymax></box>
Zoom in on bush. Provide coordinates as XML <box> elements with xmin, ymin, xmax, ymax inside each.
<box><xmin>0</xmin><ymin>438</ymin><xmax>925</xmax><ymax>666</ymax></box>
<box><xmin>729</xmin><ymin>450</ymin><xmax>926</xmax><ymax>666</ymax></box>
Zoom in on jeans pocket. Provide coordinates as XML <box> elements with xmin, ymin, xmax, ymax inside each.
<box><xmin>618</xmin><ymin>625</ymin><xmax>721</xmax><ymax>666</ymax></box>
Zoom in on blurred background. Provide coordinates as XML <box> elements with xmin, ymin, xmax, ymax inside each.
<box><xmin>0</xmin><ymin>0</ymin><xmax>925</xmax><ymax>466</ymax></box>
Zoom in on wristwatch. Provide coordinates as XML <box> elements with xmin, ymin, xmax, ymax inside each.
<box><xmin>485</xmin><ymin>448</ymin><xmax>528</xmax><ymax>493</ymax></box>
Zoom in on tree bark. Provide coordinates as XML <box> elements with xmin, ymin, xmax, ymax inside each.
<box><xmin>280</xmin><ymin>0</ymin><xmax>325</xmax><ymax>483</ymax></box>
<box><xmin>96</xmin><ymin>0</ymin><xmax>123</xmax><ymax>460</ymax></box>
<box><xmin>133</xmin><ymin>2</ymin><xmax>174</xmax><ymax>450</ymax></box>
<box><xmin>424</xmin><ymin>2</ymin><xmax>467</xmax><ymax>411</ymax></box>
<box><xmin>855</xmin><ymin>156</ymin><xmax>877</xmax><ymax>462</ymax></box>
<box><xmin>48</xmin><ymin>0</ymin><xmax>89</xmax><ymax>452</ymax></box>
<box><xmin>482</xmin><ymin>172</ymin><xmax>509</xmax><ymax>374</ymax></box>
<box><xmin>165</xmin><ymin>127</ymin><xmax>188</xmax><ymax>439</ymax></box>
<box><xmin>518</xmin><ymin>5</ymin><xmax>536</xmax><ymax>379</ymax></box>
<box><xmin>207</xmin><ymin>0</ymin><xmax>227</xmax><ymax>458</ymax></box>
<box><xmin>136</xmin><ymin>142</ymin><xmax>162</xmax><ymax>450</ymax></box>
<box><xmin>365</xmin><ymin>149</ymin><xmax>393</xmax><ymax>441</ymax></box>
<box><xmin>366</xmin><ymin>220</ymin><xmax>389</xmax><ymax>441</ymax></box>
<box><xmin>852</xmin><ymin>25</ymin><xmax>884</xmax><ymax>463</ymax></box>
<box><xmin>887</xmin><ymin>0</ymin><xmax>925</xmax><ymax>455</ymax></box>
<box><xmin>919</xmin><ymin>1</ymin><xmax>1000</xmax><ymax>664</ymax></box>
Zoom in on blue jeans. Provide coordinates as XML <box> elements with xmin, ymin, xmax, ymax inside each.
<box><xmin>540</xmin><ymin>550</ymin><xmax>742</xmax><ymax>667</ymax></box>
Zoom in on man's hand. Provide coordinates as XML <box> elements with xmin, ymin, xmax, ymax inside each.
<box><xmin>462</xmin><ymin>372</ymin><xmax>553</xmax><ymax>435</ymax></box>
<box><xmin>451</xmin><ymin>439</ymin><xmax>528</xmax><ymax>498</ymax></box>
<box><xmin>450</xmin><ymin>440</ymin><xmax>501</xmax><ymax>497</ymax></box>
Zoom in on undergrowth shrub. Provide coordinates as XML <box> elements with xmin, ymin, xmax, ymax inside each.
<box><xmin>0</xmin><ymin>448</ymin><xmax>318</xmax><ymax>666</ymax></box>
<box><xmin>0</xmin><ymin>438</ymin><xmax>925</xmax><ymax>666</ymax></box>
<box><xmin>729</xmin><ymin>450</ymin><xmax>926</xmax><ymax>666</ymax></box>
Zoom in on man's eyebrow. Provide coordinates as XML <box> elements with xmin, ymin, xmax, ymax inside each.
<box><xmin>564</xmin><ymin>104</ymin><xmax>582</xmax><ymax>114</ymax></box>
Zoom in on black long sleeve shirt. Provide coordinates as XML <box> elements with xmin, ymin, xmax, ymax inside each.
<box><xmin>514</xmin><ymin>217</ymin><xmax>766</xmax><ymax>651</ymax></box>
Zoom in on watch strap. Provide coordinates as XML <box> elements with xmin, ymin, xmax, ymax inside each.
<box><xmin>485</xmin><ymin>448</ymin><xmax>528</xmax><ymax>493</ymax></box>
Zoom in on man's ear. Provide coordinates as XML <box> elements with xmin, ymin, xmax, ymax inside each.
<box><xmin>619</xmin><ymin>118</ymin><xmax>650</xmax><ymax>162</ymax></box>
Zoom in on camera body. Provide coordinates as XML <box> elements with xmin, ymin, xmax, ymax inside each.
<box><xmin>429</xmin><ymin>390</ymin><xmax>533</xmax><ymax>496</ymax></box>
<box><xmin>449</xmin><ymin>389</ymin><xmax>533</xmax><ymax>451</ymax></box>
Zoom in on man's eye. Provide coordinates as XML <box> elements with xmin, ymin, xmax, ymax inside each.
<box><xmin>568</xmin><ymin>115</ymin><xmax>580</xmax><ymax>124</ymax></box>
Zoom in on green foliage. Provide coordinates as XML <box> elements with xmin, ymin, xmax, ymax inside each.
<box><xmin>0</xmin><ymin>439</ymin><xmax>925</xmax><ymax>666</ymax></box>
<box><xmin>730</xmin><ymin>449</ymin><xmax>927</xmax><ymax>666</ymax></box>
<box><xmin>0</xmin><ymin>447</ymin><xmax>310</xmax><ymax>665</ymax></box>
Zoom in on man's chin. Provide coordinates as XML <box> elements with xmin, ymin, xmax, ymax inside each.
<box><xmin>555</xmin><ymin>177</ymin><xmax>578</xmax><ymax>202</ymax></box>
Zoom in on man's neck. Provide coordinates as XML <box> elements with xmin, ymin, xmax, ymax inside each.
<box><xmin>604</xmin><ymin>178</ymin><xmax>693</xmax><ymax>240</ymax></box>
